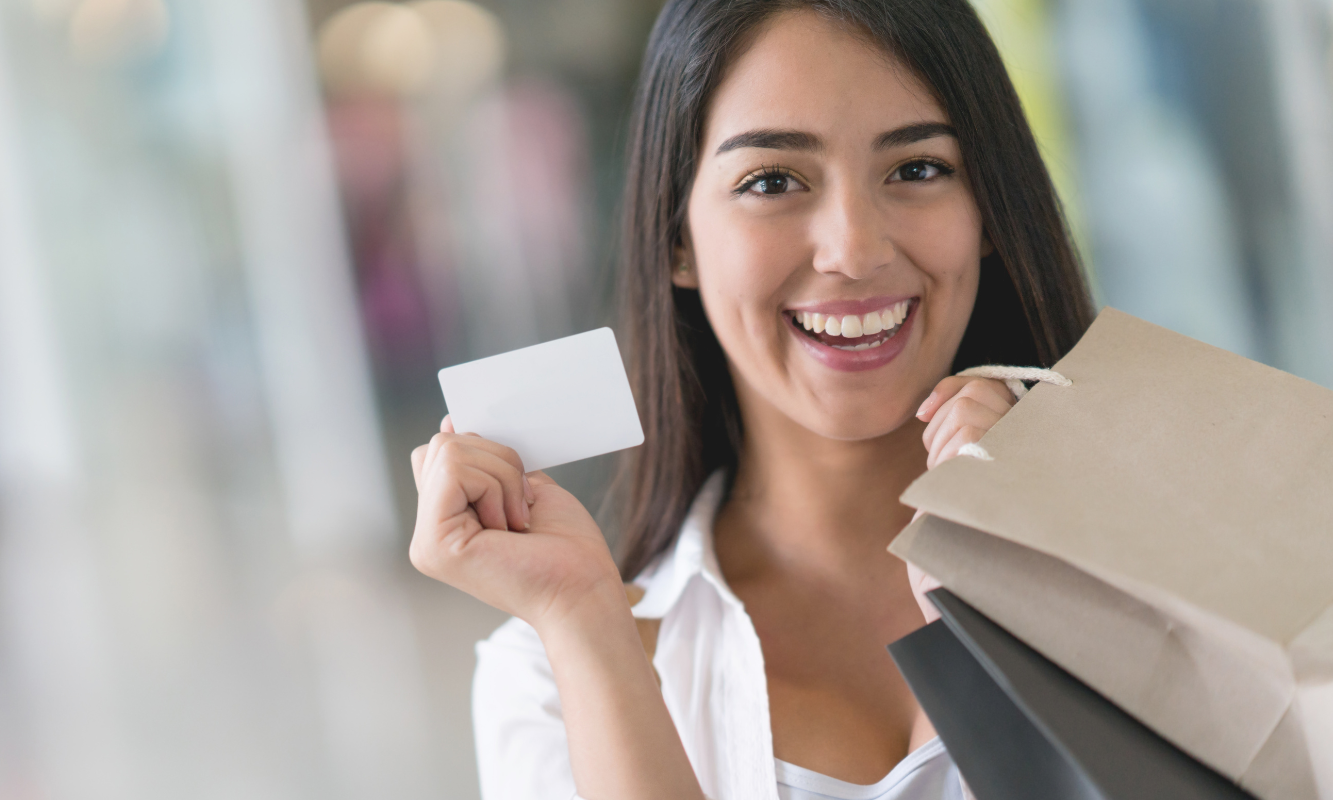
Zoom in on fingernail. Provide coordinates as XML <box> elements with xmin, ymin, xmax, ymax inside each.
<box><xmin>522</xmin><ymin>475</ymin><xmax>535</xmax><ymax>505</ymax></box>
<box><xmin>522</xmin><ymin>501</ymin><xmax>532</xmax><ymax>526</ymax></box>
<box><xmin>916</xmin><ymin>392</ymin><xmax>937</xmax><ymax>419</ymax></box>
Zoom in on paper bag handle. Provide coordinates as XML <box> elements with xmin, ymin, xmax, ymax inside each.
<box><xmin>956</xmin><ymin>365</ymin><xmax>1071</xmax><ymax>401</ymax></box>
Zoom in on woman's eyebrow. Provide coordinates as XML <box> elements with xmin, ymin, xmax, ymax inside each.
<box><xmin>714</xmin><ymin>129</ymin><xmax>823</xmax><ymax>155</ymax></box>
<box><xmin>874</xmin><ymin>122</ymin><xmax>956</xmax><ymax>149</ymax></box>
<box><xmin>713</xmin><ymin>122</ymin><xmax>956</xmax><ymax>156</ymax></box>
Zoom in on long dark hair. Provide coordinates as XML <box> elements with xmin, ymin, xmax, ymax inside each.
<box><xmin>616</xmin><ymin>0</ymin><xmax>1095</xmax><ymax>579</ymax></box>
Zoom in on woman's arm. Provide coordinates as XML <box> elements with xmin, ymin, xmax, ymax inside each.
<box><xmin>410</xmin><ymin>417</ymin><xmax>704</xmax><ymax>800</ymax></box>
<box><xmin>539</xmin><ymin>585</ymin><xmax>702</xmax><ymax>799</ymax></box>
<box><xmin>906</xmin><ymin>376</ymin><xmax>1016</xmax><ymax>622</ymax></box>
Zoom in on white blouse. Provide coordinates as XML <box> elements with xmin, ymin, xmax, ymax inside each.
<box><xmin>472</xmin><ymin>472</ymin><xmax>965</xmax><ymax>800</ymax></box>
<box><xmin>776</xmin><ymin>739</ymin><xmax>961</xmax><ymax>800</ymax></box>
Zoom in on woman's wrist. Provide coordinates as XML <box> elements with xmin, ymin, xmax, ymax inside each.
<box><xmin>530</xmin><ymin>572</ymin><xmax>634</xmax><ymax>647</ymax></box>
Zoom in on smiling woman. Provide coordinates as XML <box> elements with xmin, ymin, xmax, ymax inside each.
<box><xmin>408</xmin><ymin>1</ymin><xmax>1095</xmax><ymax>799</ymax></box>
<box><xmin>618</xmin><ymin>0</ymin><xmax>1092</xmax><ymax>589</ymax></box>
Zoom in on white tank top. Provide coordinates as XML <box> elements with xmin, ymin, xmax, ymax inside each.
<box><xmin>775</xmin><ymin>738</ymin><xmax>966</xmax><ymax>800</ymax></box>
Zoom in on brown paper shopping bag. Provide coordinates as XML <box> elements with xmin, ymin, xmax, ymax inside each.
<box><xmin>890</xmin><ymin>308</ymin><xmax>1333</xmax><ymax>800</ymax></box>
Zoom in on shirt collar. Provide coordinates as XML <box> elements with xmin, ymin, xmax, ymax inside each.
<box><xmin>632</xmin><ymin>470</ymin><xmax>742</xmax><ymax>619</ymax></box>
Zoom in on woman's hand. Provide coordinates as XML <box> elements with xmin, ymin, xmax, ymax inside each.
<box><xmin>411</xmin><ymin>417</ymin><xmax>706</xmax><ymax>800</ymax></box>
<box><xmin>906</xmin><ymin>376</ymin><xmax>1017</xmax><ymax>623</ymax></box>
<box><xmin>409</xmin><ymin>416</ymin><xmax>622</xmax><ymax>632</ymax></box>
<box><xmin>915</xmin><ymin>376</ymin><xmax>1015</xmax><ymax>469</ymax></box>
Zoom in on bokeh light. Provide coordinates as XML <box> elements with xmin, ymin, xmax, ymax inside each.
<box><xmin>318</xmin><ymin>2</ymin><xmax>436</xmax><ymax>96</ymax></box>
<box><xmin>316</xmin><ymin>0</ymin><xmax>505</xmax><ymax>100</ymax></box>
<box><xmin>411</xmin><ymin>0</ymin><xmax>506</xmax><ymax>102</ymax></box>
<box><xmin>67</xmin><ymin>0</ymin><xmax>169</xmax><ymax>64</ymax></box>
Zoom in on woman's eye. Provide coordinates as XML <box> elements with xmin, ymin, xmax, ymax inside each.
<box><xmin>742</xmin><ymin>171</ymin><xmax>803</xmax><ymax>196</ymax></box>
<box><xmin>892</xmin><ymin>161</ymin><xmax>950</xmax><ymax>182</ymax></box>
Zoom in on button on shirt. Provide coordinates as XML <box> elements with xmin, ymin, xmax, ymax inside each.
<box><xmin>473</xmin><ymin>472</ymin><xmax>965</xmax><ymax>800</ymax></box>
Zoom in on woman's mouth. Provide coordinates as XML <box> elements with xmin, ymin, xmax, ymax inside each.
<box><xmin>781</xmin><ymin>297</ymin><xmax>917</xmax><ymax>373</ymax></box>
<box><xmin>786</xmin><ymin>298</ymin><xmax>915</xmax><ymax>350</ymax></box>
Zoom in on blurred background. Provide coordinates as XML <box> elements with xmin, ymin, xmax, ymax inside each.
<box><xmin>0</xmin><ymin>0</ymin><xmax>1329</xmax><ymax>797</ymax></box>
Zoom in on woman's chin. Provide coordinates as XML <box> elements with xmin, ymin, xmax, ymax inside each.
<box><xmin>797</xmin><ymin>405</ymin><xmax>924</xmax><ymax>444</ymax></box>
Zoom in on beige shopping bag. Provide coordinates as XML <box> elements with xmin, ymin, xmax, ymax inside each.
<box><xmin>891</xmin><ymin>308</ymin><xmax>1333</xmax><ymax>800</ymax></box>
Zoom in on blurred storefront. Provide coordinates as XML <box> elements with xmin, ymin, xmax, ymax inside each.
<box><xmin>0</xmin><ymin>1</ymin><xmax>1330</xmax><ymax>798</ymax></box>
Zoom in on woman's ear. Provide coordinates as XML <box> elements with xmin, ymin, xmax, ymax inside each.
<box><xmin>670</xmin><ymin>239</ymin><xmax>699</xmax><ymax>289</ymax></box>
<box><xmin>980</xmin><ymin>229</ymin><xmax>995</xmax><ymax>258</ymax></box>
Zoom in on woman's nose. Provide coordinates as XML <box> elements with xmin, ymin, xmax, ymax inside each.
<box><xmin>809</xmin><ymin>184</ymin><xmax>896</xmax><ymax>280</ymax></box>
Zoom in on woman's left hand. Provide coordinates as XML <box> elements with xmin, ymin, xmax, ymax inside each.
<box><xmin>915</xmin><ymin>376</ymin><xmax>1016</xmax><ymax>469</ymax></box>
<box><xmin>905</xmin><ymin>376</ymin><xmax>1017</xmax><ymax>622</ymax></box>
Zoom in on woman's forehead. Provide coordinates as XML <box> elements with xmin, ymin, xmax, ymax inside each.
<box><xmin>701</xmin><ymin>9</ymin><xmax>946</xmax><ymax>154</ymax></box>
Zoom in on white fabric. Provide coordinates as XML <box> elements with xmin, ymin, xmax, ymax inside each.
<box><xmin>473</xmin><ymin>472</ymin><xmax>964</xmax><ymax>800</ymax></box>
<box><xmin>776</xmin><ymin>739</ymin><xmax>962</xmax><ymax>800</ymax></box>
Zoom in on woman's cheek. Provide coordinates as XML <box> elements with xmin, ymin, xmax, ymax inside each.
<box><xmin>697</xmin><ymin>259</ymin><xmax>777</xmax><ymax>356</ymax></box>
<box><xmin>698</xmin><ymin>217</ymin><xmax>800</xmax><ymax>324</ymax></box>
<box><xmin>906</xmin><ymin>202</ymin><xmax>983</xmax><ymax>290</ymax></box>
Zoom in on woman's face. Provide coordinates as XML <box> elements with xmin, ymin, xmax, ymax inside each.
<box><xmin>679</xmin><ymin>10</ymin><xmax>987</xmax><ymax>441</ymax></box>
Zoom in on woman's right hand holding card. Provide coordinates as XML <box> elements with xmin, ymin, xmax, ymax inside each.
<box><xmin>409</xmin><ymin>415</ymin><xmax>624</xmax><ymax>633</ymax></box>
<box><xmin>410</xmin><ymin>415</ymin><xmax>705</xmax><ymax>799</ymax></box>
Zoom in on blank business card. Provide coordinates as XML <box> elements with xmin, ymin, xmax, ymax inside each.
<box><xmin>438</xmin><ymin>328</ymin><xmax>644</xmax><ymax>473</ymax></box>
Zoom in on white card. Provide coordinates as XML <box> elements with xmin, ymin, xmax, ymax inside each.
<box><xmin>437</xmin><ymin>328</ymin><xmax>644</xmax><ymax>473</ymax></box>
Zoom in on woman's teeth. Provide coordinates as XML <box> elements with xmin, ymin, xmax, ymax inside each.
<box><xmin>795</xmin><ymin>300</ymin><xmax>912</xmax><ymax>350</ymax></box>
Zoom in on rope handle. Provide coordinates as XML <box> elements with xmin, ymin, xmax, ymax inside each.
<box><xmin>949</xmin><ymin>365</ymin><xmax>1071</xmax><ymax>461</ymax></box>
<box><xmin>956</xmin><ymin>365</ymin><xmax>1071</xmax><ymax>402</ymax></box>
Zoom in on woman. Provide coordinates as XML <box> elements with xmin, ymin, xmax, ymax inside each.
<box><xmin>410</xmin><ymin>1</ymin><xmax>1094</xmax><ymax>798</ymax></box>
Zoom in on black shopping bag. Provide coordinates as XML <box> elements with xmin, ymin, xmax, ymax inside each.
<box><xmin>888</xmin><ymin>589</ymin><xmax>1255</xmax><ymax>800</ymax></box>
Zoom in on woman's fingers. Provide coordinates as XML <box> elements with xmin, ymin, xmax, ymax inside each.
<box><xmin>917</xmin><ymin>376</ymin><xmax>1013</xmax><ymax>424</ymax></box>
<box><xmin>457</xmin><ymin>436</ymin><xmax>533</xmax><ymax>506</ymax></box>
<box><xmin>921</xmin><ymin>378</ymin><xmax>1012</xmax><ymax>463</ymax></box>
<box><xmin>410</xmin><ymin>487</ymin><xmax>516</xmax><ymax>586</ymax></box>
<box><xmin>461</xmin><ymin>446</ymin><xmax>531</xmax><ymax>530</ymax></box>
<box><xmin>962</xmin><ymin>377</ymin><xmax>1015</xmax><ymax>415</ymax></box>
<box><xmin>458</xmin><ymin>464</ymin><xmax>509</xmax><ymax>533</ymax></box>
<box><xmin>916</xmin><ymin>375</ymin><xmax>973</xmax><ymax>421</ymax></box>
<box><xmin>441</xmin><ymin>415</ymin><xmax>534</xmax><ymax>505</ymax></box>
<box><xmin>924</xmin><ymin>397</ymin><xmax>1002</xmax><ymax>469</ymax></box>
<box><xmin>416</xmin><ymin>447</ymin><xmax>509</xmax><ymax>530</ymax></box>
<box><xmin>418</xmin><ymin>433</ymin><xmax>532</xmax><ymax>531</ymax></box>
<box><xmin>930</xmin><ymin>424</ymin><xmax>990</xmax><ymax>469</ymax></box>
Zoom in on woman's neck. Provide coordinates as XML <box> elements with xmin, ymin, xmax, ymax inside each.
<box><xmin>713</xmin><ymin>393</ymin><xmax>928</xmax><ymax>587</ymax></box>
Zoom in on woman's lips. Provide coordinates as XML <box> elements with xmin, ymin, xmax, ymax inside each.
<box><xmin>785</xmin><ymin>294</ymin><xmax>915</xmax><ymax>318</ymax></box>
<box><xmin>789</xmin><ymin>298</ymin><xmax>913</xmax><ymax>340</ymax></box>
<box><xmin>786</xmin><ymin>298</ymin><xmax>917</xmax><ymax>372</ymax></box>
